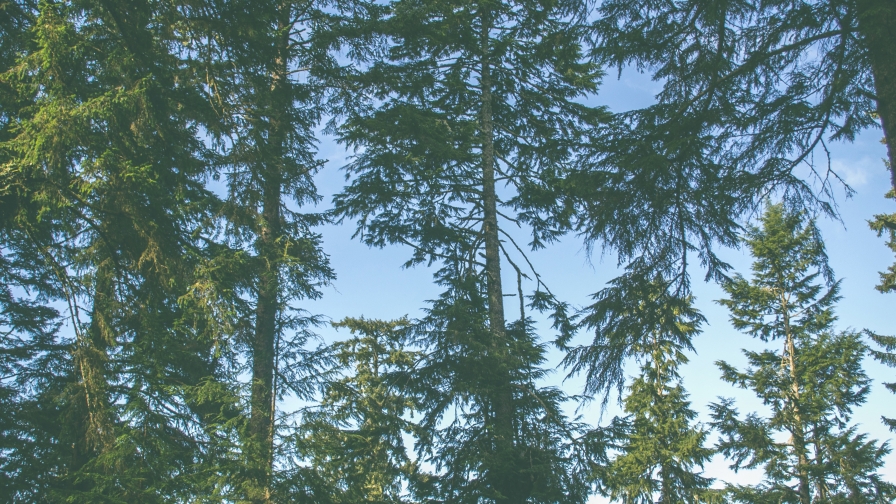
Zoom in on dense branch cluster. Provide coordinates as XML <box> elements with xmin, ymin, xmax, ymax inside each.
<box><xmin>1</xmin><ymin>0</ymin><xmax>895</xmax><ymax>503</ymax></box>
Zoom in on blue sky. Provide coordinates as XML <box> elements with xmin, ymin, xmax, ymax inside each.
<box><xmin>302</xmin><ymin>68</ymin><xmax>896</xmax><ymax>496</ymax></box>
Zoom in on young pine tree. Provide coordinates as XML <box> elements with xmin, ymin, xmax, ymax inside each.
<box><xmin>296</xmin><ymin>317</ymin><xmax>422</xmax><ymax>504</ymax></box>
<box><xmin>586</xmin><ymin>280</ymin><xmax>714</xmax><ymax>504</ymax></box>
<box><xmin>712</xmin><ymin>203</ymin><xmax>895</xmax><ymax>503</ymax></box>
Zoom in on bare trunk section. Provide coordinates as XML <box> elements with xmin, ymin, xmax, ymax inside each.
<box><xmin>479</xmin><ymin>10</ymin><xmax>527</xmax><ymax>504</ymax></box>
<box><xmin>782</xmin><ymin>297</ymin><xmax>810</xmax><ymax>504</ymax></box>
<box><xmin>247</xmin><ymin>7</ymin><xmax>290</xmax><ymax>503</ymax></box>
<box><xmin>857</xmin><ymin>0</ymin><xmax>896</xmax><ymax>192</ymax></box>
<box><xmin>248</xmin><ymin>183</ymin><xmax>279</xmax><ymax>504</ymax></box>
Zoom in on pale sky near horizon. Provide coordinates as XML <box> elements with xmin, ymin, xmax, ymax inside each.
<box><xmin>301</xmin><ymin>67</ymin><xmax>896</xmax><ymax>500</ymax></box>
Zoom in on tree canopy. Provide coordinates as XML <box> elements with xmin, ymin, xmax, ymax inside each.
<box><xmin>0</xmin><ymin>0</ymin><xmax>893</xmax><ymax>502</ymax></box>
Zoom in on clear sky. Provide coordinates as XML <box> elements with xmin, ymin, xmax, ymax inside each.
<box><xmin>302</xmin><ymin>68</ymin><xmax>896</xmax><ymax>498</ymax></box>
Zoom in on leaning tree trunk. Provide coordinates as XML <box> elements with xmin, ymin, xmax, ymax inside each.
<box><xmin>857</xmin><ymin>0</ymin><xmax>896</xmax><ymax>192</ymax></box>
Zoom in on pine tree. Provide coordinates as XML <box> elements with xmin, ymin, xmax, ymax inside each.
<box><xmin>332</xmin><ymin>0</ymin><xmax>603</xmax><ymax>500</ymax></box>
<box><xmin>296</xmin><ymin>317</ymin><xmax>422</xmax><ymax>503</ymax></box>
<box><xmin>870</xmin><ymin>190</ymin><xmax>896</xmax><ymax>293</ymax></box>
<box><xmin>868</xmin><ymin>331</ymin><xmax>896</xmax><ymax>433</ymax></box>
<box><xmin>207</xmin><ymin>0</ymin><xmax>335</xmax><ymax>500</ymax></box>
<box><xmin>589</xmin><ymin>282</ymin><xmax>714</xmax><ymax>504</ymax></box>
<box><xmin>0</xmin><ymin>0</ymin><xmax>236</xmax><ymax>500</ymax></box>
<box><xmin>593</xmin><ymin>0</ymin><xmax>896</xmax><ymax>199</ymax></box>
<box><xmin>712</xmin><ymin>203</ymin><xmax>895</xmax><ymax>503</ymax></box>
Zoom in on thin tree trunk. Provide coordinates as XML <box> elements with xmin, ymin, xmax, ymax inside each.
<box><xmin>479</xmin><ymin>9</ymin><xmax>525</xmax><ymax>504</ymax></box>
<box><xmin>857</xmin><ymin>0</ymin><xmax>896</xmax><ymax>192</ymax></box>
<box><xmin>84</xmin><ymin>262</ymin><xmax>115</xmax><ymax>448</ymax></box>
<box><xmin>247</xmin><ymin>7</ymin><xmax>289</xmax><ymax>503</ymax></box>
<box><xmin>782</xmin><ymin>298</ymin><xmax>810</xmax><ymax>504</ymax></box>
<box><xmin>248</xmin><ymin>187</ymin><xmax>279</xmax><ymax>504</ymax></box>
<box><xmin>66</xmin><ymin>262</ymin><xmax>115</xmax><ymax>490</ymax></box>
<box><xmin>812</xmin><ymin>423</ymin><xmax>828</xmax><ymax>502</ymax></box>
<box><xmin>788</xmin><ymin>336</ymin><xmax>811</xmax><ymax>504</ymax></box>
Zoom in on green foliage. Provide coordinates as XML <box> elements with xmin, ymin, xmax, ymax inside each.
<box><xmin>713</xmin><ymin>203</ymin><xmax>895</xmax><ymax>503</ymax></box>
<box><xmin>544</xmin><ymin>0</ymin><xmax>896</xmax><ymax>399</ymax></box>
<box><xmin>718</xmin><ymin>203</ymin><xmax>839</xmax><ymax>343</ymax></box>
<box><xmin>592</xmin><ymin>0</ymin><xmax>891</xmax><ymax>207</ymax></box>
<box><xmin>334</xmin><ymin>0</ymin><xmax>605</xmax><ymax>259</ymax></box>
<box><xmin>868</xmin><ymin>331</ymin><xmax>896</xmax><ymax>433</ymax></box>
<box><xmin>0</xmin><ymin>0</ymin><xmax>239</xmax><ymax>500</ymax></box>
<box><xmin>409</xmin><ymin>280</ymin><xmax>593</xmax><ymax>504</ymax></box>
<box><xmin>297</xmin><ymin>317</ymin><xmax>422</xmax><ymax>504</ymax></box>
<box><xmin>331</xmin><ymin>0</ymin><xmax>604</xmax><ymax>501</ymax></box>
<box><xmin>591</xmin><ymin>283</ymin><xmax>715</xmax><ymax>504</ymax></box>
<box><xmin>869</xmin><ymin>191</ymin><xmax>896</xmax><ymax>294</ymax></box>
<box><xmin>713</xmin><ymin>332</ymin><xmax>894</xmax><ymax>503</ymax></box>
<box><xmin>562</xmin><ymin>271</ymin><xmax>705</xmax><ymax>403</ymax></box>
<box><xmin>1</xmin><ymin>0</ymin><xmax>894</xmax><ymax>502</ymax></box>
<box><xmin>195</xmin><ymin>0</ymin><xmax>337</xmax><ymax>500</ymax></box>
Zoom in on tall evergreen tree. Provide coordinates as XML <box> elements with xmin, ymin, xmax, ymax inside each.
<box><xmin>332</xmin><ymin>0</ymin><xmax>604</xmax><ymax>500</ymax></box>
<box><xmin>588</xmin><ymin>281</ymin><xmax>714</xmax><ymax>504</ymax></box>
<box><xmin>0</xmin><ymin>2</ymin><xmax>50</xmax><ymax>497</ymax></box>
<box><xmin>712</xmin><ymin>203</ymin><xmax>894</xmax><ymax>503</ymax></box>
<box><xmin>209</xmin><ymin>0</ymin><xmax>334</xmax><ymax>500</ymax></box>
<box><xmin>0</xmin><ymin>0</ymin><xmax>241</xmax><ymax>500</ymax></box>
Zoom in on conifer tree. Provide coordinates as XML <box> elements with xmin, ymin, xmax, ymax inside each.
<box><xmin>712</xmin><ymin>203</ymin><xmax>894</xmax><ymax>503</ymax></box>
<box><xmin>296</xmin><ymin>317</ymin><xmax>422</xmax><ymax>503</ymax></box>
<box><xmin>332</xmin><ymin>0</ymin><xmax>603</xmax><ymax>500</ymax></box>
<box><xmin>589</xmin><ymin>282</ymin><xmax>714</xmax><ymax>504</ymax></box>
<box><xmin>0</xmin><ymin>0</ymin><xmax>239</xmax><ymax>500</ymax></box>
<box><xmin>0</xmin><ymin>2</ymin><xmax>49</xmax><ymax>496</ymax></box>
<box><xmin>870</xmin><ymin>190</ymin><xmax>896</xmax><ymax>293</ymax></box>
<box><xmin>208</xmin><ymin>0</ymin><xmax>335</xmax><ymax>500</ymax></box>
<box><xmin>868</xmin><ymin>331</ymin><xmax>896</xmax><ymax>433</ymax></box>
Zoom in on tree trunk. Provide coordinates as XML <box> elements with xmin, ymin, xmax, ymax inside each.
<box><xmin>659</xmin><ymin>462</ymin><xmax>671</xmax><ymax>504</ymax></box>
<box><xmin>788</xmin><ymin>335</ymin><xmax>811</xmax><ymax>504</ymax></box>
<box><xmin>782</xmin><ymin>299</ymin><xmax>810</xmax><ymax>504</ymax></box>
<box><xmin>857</xmin><ymin>0</ymin><xmax>896</xmax><ymax>192</ymax></box>
<box><xmin>65</xmin><ymin>262</ymin><xmax>115</xmax><ymax>491</ymax></box>
<box><xmin>247</xmin><ymin>7</ymin><xmax>289</xmax><ymax>503</ymax></box>
<box><xmin>479</xmin><ymin>10</ymin><xmax>526</xmax><ymax>504</ymax></box>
